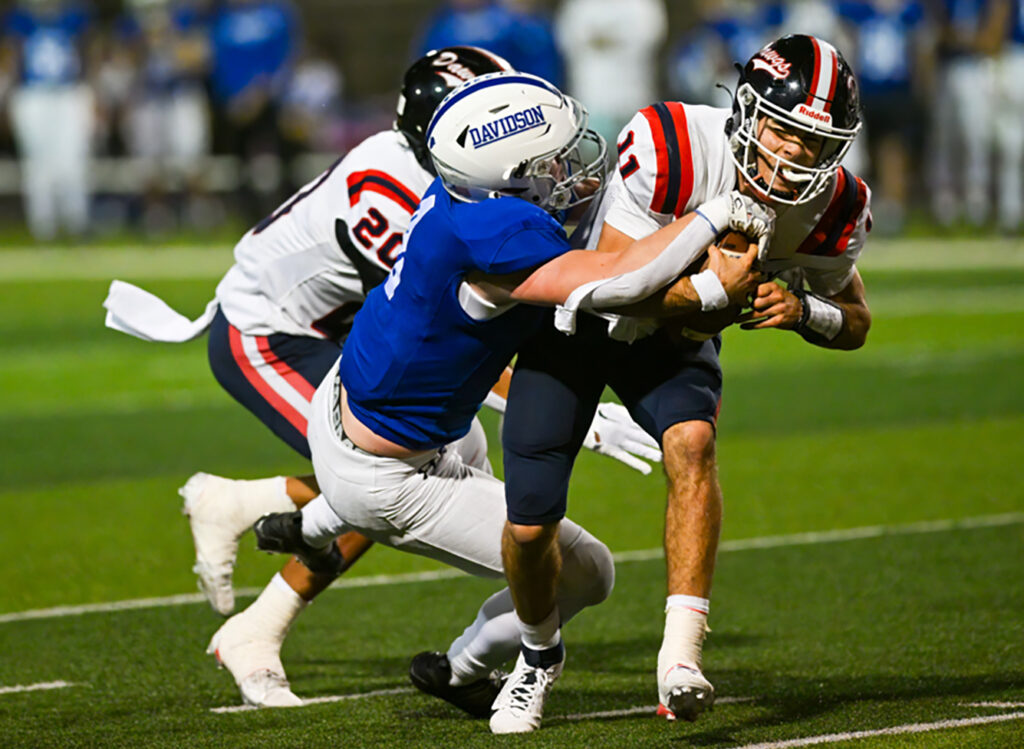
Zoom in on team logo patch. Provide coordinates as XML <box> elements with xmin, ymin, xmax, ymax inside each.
<box><xmin>751</xmin><ymin>48</ymin><xmax>792</xmax><ymax>80</ymax></box>
<box><xmin>794</xmin><ymin>103</ymin><xmax>832</xmax><ymax>125</ymax></box>
<box><xmin>469</xmin><ymin>105</ymin><xmax>546</xmax><ymax>148</ymax></box>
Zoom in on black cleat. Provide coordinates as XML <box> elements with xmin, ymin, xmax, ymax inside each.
<box><xmin>409</xmin><ymin>651</ymin><xmax>505</xmax><ymax>718</ymax></box>
<box><xmin>253</xmin><ymin>511</ymin><xmax>347</xmax><ymax>576</ymax></box>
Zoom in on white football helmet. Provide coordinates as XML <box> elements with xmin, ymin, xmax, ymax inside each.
<box><xmin>426</xmin><ymin>72</ymin><xmax>607</xmax><ymax>213</ymax></box>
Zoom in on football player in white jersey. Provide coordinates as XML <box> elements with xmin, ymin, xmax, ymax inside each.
<box><xmin>489</xmin><ymin>34</ymin><xmax>873</xmax><ymax>730</ymax></box>
<box><xmin>103</xmin><ymin>47</ymin><xmax>663</xmax><ymax>708</ymax></box>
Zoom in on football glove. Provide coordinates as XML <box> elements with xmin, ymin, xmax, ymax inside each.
<box><xmin>583</xmin><ymin>402</ymin><xmax>662</xmax><ymax>475</ymax></box>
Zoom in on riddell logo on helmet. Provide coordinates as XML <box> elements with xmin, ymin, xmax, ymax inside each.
<box><xmin>795</xmin><ymin>104</ymin><xmax>832</xmax><ymax>125</ymax></box>
<box><xmin>751</xmin><ymin>49</ymin><xmax>792</xmax><ymax>80</ymax></box>
<box><xmin>470</xmin><ymin>106</ymin><xmax>546</xmax><ymax>148</ymax></box>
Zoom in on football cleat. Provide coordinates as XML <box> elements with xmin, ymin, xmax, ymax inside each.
<box><xmin>207</xmin><ymin>612</ymin><xmax>302</xmax><ymax>708</ymax></box>
<box><xmin>657</xmin><ymin>663</ymin><xmax>715</xmax><ymax>722</ymax></box>
<box><xmin>180</xmin><ymin>472</ymin><xmax>250</xmax><ymax>616</ymax></box>
<box><xmin>409</xmin><ymin>651</ymin><xmax>505</xmax><ymax>718</ymax></box>
<box><xmin>253</xmin><ymin>511</ymin><xmax>347</xmax><ymax>576</ymax></box>
<box><xmin>489</xmin><ymin>649</ymin><xmax>564</xmax><ymax>734</ymax></box>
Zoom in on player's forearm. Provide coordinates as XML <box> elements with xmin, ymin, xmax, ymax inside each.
<box><xmin>511</xmin><ymin>213</ymin><xmax>703</xmax><ymax>306</ymax></box>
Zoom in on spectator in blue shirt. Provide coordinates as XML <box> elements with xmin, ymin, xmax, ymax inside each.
<box><xmin>208</xmin><ymin>0</ymin><xmax>300</xmax><ymax>220</ymax></box>
<box><xmin>839</xmin><ymin>0</ymin><xmax>928</xmax><ymax>231</ymax></box>
<box><xmin>1</xmin><ymin>0</ymin><xmax>96</xmax><ymax>240</ymax></box>
<box><xmin>416</xmin><ymin>0</ymin><xmax>562</xmax><ymax>86</ymax></box>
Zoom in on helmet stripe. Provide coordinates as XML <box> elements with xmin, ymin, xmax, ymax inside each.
<box><xmin>426</xmin><ymin>74</ymin><xmax>562</xmax><ymax>140</ymax></box>
<box><xmin>806</xmin><ymin>37</ymin><xmax>839</xmax><ymax>112</ymax></box>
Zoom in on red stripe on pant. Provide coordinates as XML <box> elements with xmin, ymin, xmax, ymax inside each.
<box><xmin>228</xmin><ymin>324</ymin><xmax>309</xmax><ymax>437</ymax></box>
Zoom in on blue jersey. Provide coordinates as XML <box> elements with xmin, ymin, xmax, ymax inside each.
<box><xmin>938</xmin><ymin>0</ymin><xmax>990</xmax><ymax>55</ymax></box>
<box><xmin>209</xmin><ymin>0</ymin><xmax>297</xmax><ymax>103</ymax></box>
<box><xmin>341</xmin><ymin>180</ymin><xmax>570</xmax><ymax>450</ymax></box>
<box><xmin>417</xmin><ymin>1</ymin><xmax>562</xmax><ymax>86</ymax></box>
<box><xmin>3</xmin><ymin>3</ymin><xmax>91</xmax><ymax>86</ymax></box>
<box><xmin>839</xmin><ymin>1</ymin><xmax>924</xmax><ymax>92</ymax></box>
<box><xmin>705</xmin><ymin>3</ymin><xmax>783</xmax><ymax>64</ymax></box>
<box><xmin>1011</xmin><ymin>0</ymin><xmax>1024</xmax><ymax>45</ymax></box>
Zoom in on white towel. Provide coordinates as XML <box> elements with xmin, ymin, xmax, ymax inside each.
<box><xmin>103</xmin><ymin>279</ymin><xmax>218</xmax><ymax>343</ymax></box>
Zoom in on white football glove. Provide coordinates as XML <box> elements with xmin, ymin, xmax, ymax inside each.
<box><xmin>696</xmin><ymin>190</ymin><xmax>776</xmax><ymax>257</ymax></box>
<box><xmin>583</xmin><ymin>402</ymin><xmax>662</xmax><ymax>475</ymax></box>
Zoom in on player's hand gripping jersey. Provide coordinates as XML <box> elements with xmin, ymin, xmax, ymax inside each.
<box><xmin>217</xmin><ymin>130</ymin><xmax>432</xmax><ymax>340</ymax></box>
<box><xmin>596</xmin><ymin>102</ymin><xmax>872</xmax><ymax>297</ymax></box>
<box><xmin>340</xmin><ymin>180</ymin><xmax>571</xmax><ymax>451</ymax></box>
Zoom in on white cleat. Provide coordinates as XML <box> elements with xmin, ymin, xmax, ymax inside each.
<box><xmin>207</xmin><ymin>612</ymin><xmax>302</xmax><ymax>708</ymax></box>
<box><xmin>180</xmin><ymin>472</ymin><xmax>250</xmax><ymax>616</ymax></box>
<box><xmin>489</xmin><ymin>651</ymin><xmax>564</xmax><ymax>734</ymax></box>
<box><xmin>657</xmin><ymin>663</ymin><xmax>715</xmax><ymax>722</ymax></box>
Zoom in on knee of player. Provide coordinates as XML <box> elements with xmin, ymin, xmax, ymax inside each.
<box><xmin>505</xmin><ymin>521</ymin><xmax>559</xmax><ymax>547</ymax></box>
<box><xmin>662</xmin><ymin>420</ymin><xmax>717</xmax><ymax>476</ymax></box>
<box><xmin>562</xmin><ymin>535</ymin><xmax>615</xmax><ymax>606</ymax></box>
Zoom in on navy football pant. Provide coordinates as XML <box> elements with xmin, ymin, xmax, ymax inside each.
<box><xmin>207</xmin><ymin>308</ymin><xmax>342</xmax><ymax>459</ymax></box>
<box><xmin>503</xmin><ymin>312</ymin><xmax>722</xmax><ymax>525</ymax></box>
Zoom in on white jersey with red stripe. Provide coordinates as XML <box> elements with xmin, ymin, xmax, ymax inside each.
<box><xmin>593</xmin><ymin>101</ymin><xmax>871</xmax><ymax>297</ymax></box>
<box><xmin>216</xmin><ymin>130</ymin><xmax>432</xmax><ymax>339</ymax></box>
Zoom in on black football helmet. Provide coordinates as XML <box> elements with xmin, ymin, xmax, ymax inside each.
<box><xmin>396</xmin><ymin>46</ymin><xmax>513</xmax><ymax>174</ymax></box>
<box><xmin>726</xmin><ymin>34</ymin><xmax>861</xmax><ymax>205</ymax></box>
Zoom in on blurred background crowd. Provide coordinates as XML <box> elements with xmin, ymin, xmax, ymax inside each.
<box><xmin>0</xmin><ymin>0</ymin><xmax>1021</xmax><ymax>240</ymax></box>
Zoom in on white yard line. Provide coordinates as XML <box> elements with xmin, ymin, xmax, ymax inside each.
<box><xmin>210</xmin><ymin>693</ymin><xmax>752</xmax><ymax>716</ymax></box>
<box><xmin>612</xmin><ymin>512</ymin><xmax>1024</xmax><ymax>563</ymax></box>
<box><xmin>0</xmin><ymin>680</ymin><xmax>79</xmax><ymax>696</ymax></box>
<box><xmin>210</xmin><ymin>687</ymin><xmax>414</xmax><ymax>714</ymax></box>
<box><xmin>2</xmin><ymin>512</ymin><xmax>1022</xmax><ymax>625</ymax></box>
<box><xmin>555</xmin><ymin>696</ymin><xmax>754</xmax><ymax>723</ymax></box>
<box><xmin>726</xmin><ymin>712</ymin><xmax>1024</xmax><ymax>749</ymax></box>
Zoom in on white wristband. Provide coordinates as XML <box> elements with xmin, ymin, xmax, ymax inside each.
<box><xmin>690</xmin><ymin>269</ymin><xmax>729</xmax><ymax>311</ymax></box>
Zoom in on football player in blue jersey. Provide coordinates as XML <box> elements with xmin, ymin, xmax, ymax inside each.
<box><xmin>251</xmin><ymin>71</ymin><xmax>769</xmax><ymax>729</ymax></box>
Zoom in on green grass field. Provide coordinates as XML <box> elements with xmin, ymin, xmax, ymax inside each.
<box><xmin>1</xmin><ymin>239</ymin><xmax>1022</xmax><ymax>747</ymax></box>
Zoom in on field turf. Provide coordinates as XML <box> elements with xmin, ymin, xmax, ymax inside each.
<box><xmin>1</xmin><ymin>239</ymin><xmax>1022</xmax><ymax>747</ymax></box>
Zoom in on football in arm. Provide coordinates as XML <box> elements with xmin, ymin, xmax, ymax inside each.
<box><xmin>664</xmin><ymin>232</ymin><xmax>751</xmax><ymax>343</ymax></box>
<box><xmin>715</xmin><ymin>230</ymin><xmax>754</xmax><ymax>258</ymax></box>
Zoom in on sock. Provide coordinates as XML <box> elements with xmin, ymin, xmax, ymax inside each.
<box><xmin>665</xmin><ymin>594</ymin><xmax>710</xmax><ymax>616</ymax></box>
<box><xmin>446</xmin><ymin>589</ymin><xmax>519</xmax><ymax>686</ymax></box>
<box><xmin>658</xmin><ymin>599</ymin><xmax>709</xmax><ymax>677</ymax></box>
<box><xmin>240</xmin><ymin>476</ymin><xmax>296</xmax><ymax>524</ymax></box>
<box><xmin>300</xmin><ymin>495</ymin><xmax>348</xmax><ymax>548</ymax></box>
<box><xmin>518</xmin><ymin>607</ymin><xmax>563</xmax><ymax>667</ymax></box>
<box><xmin>244</xmin><ymin>573</ymin><xmax>308</xmax><ymax>644</ymax></box>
